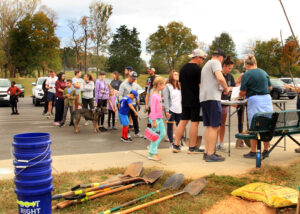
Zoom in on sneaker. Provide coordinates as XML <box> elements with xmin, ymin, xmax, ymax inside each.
<box><xmin>112</xmin><ymin>127</ymin><xmax>117</xmax><ymax>130</ymax></box>
<box><xmin>134</xmin><ymin>132</ymin><xmax>144</xmax><ymax>138</ymax></box>
<box><xmin>42</xmin><ymin>112</ymin><xmax>47</xmax><ymax>115</ymax></box>
<box><xmin>243</xmin><ymin>151</ymin><xmax>256</xmax><ymax>159</ymax></box>
<box><xmin>187</xmin><ymin>147</ymin><xmax>204</xmax><ymax>154</ymax></box>
<box><xmin>47</xmin><ymin>115</ymin><xmax>51</xmax><ymax>119</ymax></box>
<box><xmin>15</xmin><ymin>112</ymin><xmax>19</xmax><ymax>115</ymax></box>
<box><xmin>262</xmin><ymin>150</ymin><xmax>269</xmax><ymax>159</ymax></box>
<box><xmin>127</xmin><ymin>137</ymin><xmax>133</xmax><ymax>142</ymax></box>
<box><xmin>203</xmin><ymin>153</ymin><xmax>207</xmax><ymax>160</ymax></box>
<box><xmin>107</xmin><ymin>126</ymin><xmax>112</xmax><ymax>130</ymax></box>
<box><xmin>99</xmin><ymin>127</ymin><xmax>107</xmax><ymax>132</ymax></box>
<box><xmin>59</xmin><ymin>123</ymin><xmax>65</xmax><ymax>127</ymax></box>
<box><xmin>69</xmin><ymin>122</ymin><xmax>74</xmax><ymax>126</ymax></box>
<box><xmin>172</xmin><ymin>144</ymin><xmax>181</xmax><ymax>153</ymax></box>
<box><xmin>219</xmin><ymin>144</ymin><xmax>226</xmax><ymax>152</ymax></box>
<box><xmin>11</xmin><ymin>112</ymin><xmax>15</xmax><ymax>115</ymax></box>
<box><xmin>295</xmin><ymin>148</ymin><xmax>300</xmax><ymax>153</ymax></box>
<box><xmin>205</xmin><ymin>154</ymin><xmax>225</xmax><ymax>162</ymax></box>
<box><xmin>148</xmin><ymin>154</ymin><xmax>161</xmax><ymax>161</ymax></box>
<box><xmin>120</xmin><ymin>137</ymin><xmax>130</xmax><ymax>143</ymax></box>
<box><xmin>84</xmin><ymin>121</ymin><xmax>89</xmax><ymax>126</ymax></box>
<box><xmin>53</xmin><ymin>122</ymin><xmax>60</xmax><ymax>126</ymax></box>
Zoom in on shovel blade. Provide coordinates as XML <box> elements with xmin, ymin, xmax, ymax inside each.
<box><xmin>183</xmin><ymin>178</ymin><xmax>206</xmax><ymax>196</ymax></box>
<box><xmin>143</xmin><ymin>170</ymin><xmax>164</xmax><ymax>184</ymax></box>
<box><xmin>124</xmin><ymin>162</ymin><xmax>144</xmax><ymax>178</ymax></box>
<box><xmin>162</xmin><ymin>173</ymin><xmax>185</xmax><ymax>190</ymax></box>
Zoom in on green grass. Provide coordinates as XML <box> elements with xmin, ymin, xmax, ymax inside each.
<box><xmin>0</xmin><ymin>161</ymin><xmax>299</xmax><ymax>214</ymax></box>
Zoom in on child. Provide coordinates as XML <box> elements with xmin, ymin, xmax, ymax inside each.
<box><xmin>148</xmin><ymin>76</ymin><xmax>166</xmax><ymax>161</ymax></box>
<box><xmin>7</xmin><ymin>81</ymin><xmax>21</xmax><ymax>115</ymax></box>
<box><xmin>108</xmin><ymin>89</ymin><xmax>117</xmax><ymax>130</ymax></box>
<box><xmin>118</xmin><ymin>90</ymin><xmax>139</xmax><ymax>142</ymax></box>
<box><xmin>60</xmin><ymin>79</ymin><xmax>76</xmax><ymax>127</ymax></box>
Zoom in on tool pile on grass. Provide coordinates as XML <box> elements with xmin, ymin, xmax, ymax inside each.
<box><xmin>51</xmin><ymin>162</ymin><xmax>207</xmax><ymax>213</ymax></box>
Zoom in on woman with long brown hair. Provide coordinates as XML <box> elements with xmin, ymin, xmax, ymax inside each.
<box><xmin>163</xmin><ymin>70</ymin><xmax>182</xmax><ymax>146</ymax></box>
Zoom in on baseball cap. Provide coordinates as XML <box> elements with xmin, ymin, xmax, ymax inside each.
<box><xmin>100</xmin><ymin>71</ymin><xmax>106</xmax><ymax>75</ymax></box>
<box><xmin>188</xmin><ymin>49</ymin><xmax>206</xmax><ymax>58</ymax></box>
<box><xmin>126</xmin><ymin>66</ymin><xmax>133</xmax><ymax>71</ymax></box>
<box><xmin>130</xmin><ymin>90</ymin><xmax>138</xmax><ymax>98</ymax></box>
<box><xmin>129</xmin><ymin>71</ymin><xmax>138</xmax><ymax>79</ymax></box>
<box><xmin>212</xmin><ymin>49</ymin><xmax>226</xmax><ymax>58</ymax></box>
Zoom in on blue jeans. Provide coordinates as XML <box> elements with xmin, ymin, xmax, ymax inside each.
<box><xmin>149</xmin><ymin>118</ymin><xmax>166</xmax><ymax>155</ymax></box>
<box><xmin>167</xmin><ymin>111</ymin><xmax>181</xmax><ymax>143</ymax></box>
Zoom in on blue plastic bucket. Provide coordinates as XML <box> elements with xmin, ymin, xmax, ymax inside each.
<box><xmin>13</xmin><ymin>133</ymin><xmax>52</xmax><ymax>214</ymax></box>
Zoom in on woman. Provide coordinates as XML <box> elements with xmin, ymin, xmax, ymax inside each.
<box><xmin>110</xmin><ymin>71</ymin><xmax>122</xmax><ymax>91</ymax></box>
<box><xmin>54</xmin><ymin>72</ymin><xmax>66</xmax><ymax>126</ymax></box>
<box><xmin>82</xmin><ymin>73</ymin><xmax>95</xmax><ymax>125</ymax></box>
<box><xmin>239</xmin><ymin>55</ymin><xmax>273</xmax><ymax>159</ymax></box>
<box><xmin>163</xmin><ymin>70</ymin><xmax>182</xmax><ymax>146</ymax></box>
<box><xmin>217</xmin><ymin>56</ymin><xmax>236</xmax><ymax>151</ymax></box>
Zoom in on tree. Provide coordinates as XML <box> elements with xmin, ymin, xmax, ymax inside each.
<box><xmin>253</xmin><ymin>38</ymin><xmax>282</xmax><ymax>77</ymax></box>
<box><xmin>89</xmin><ymin>0</ymin><xmax>112</xmax><ymax>76</ymax></box>
<box><xmin>149</xmin><ymin>53</ymin><xmax>169</xmax><ymax>74</ymax></box>
<box><xmin>147</xmin><ymin>21</ymin><xmax>197</xmax><ymax>70</ymax></box>
<box><xmin>209</xmin><ymin>32</ymin><xmax>237</xmax><ymax>58</ymax></box>
<box><xmin>68</xmin><ymin>19</ymin><xmax>82</xmax><ymax>70</ymax></box>
<box><xmin>9</xmin><ymin>12</ymin><xmax>61</xmax><ymax>77</ymax></box>
<box><xmin>108</xmin><ymin>25</ymin><xmax>142</xmax><ymax>74</ymax></box>
<box><xmin>79</xmin><ymin>16</ymin><xmax>91</xmax><ymax>73</ymax></box>
<box><xmin>0</xmin><ymin>0</ymin><xmax>41</xmax><ymax>77</ymax></box>
<box><xmin>280</xmin><ymin>37</ymin><xmax>300</xmax><ymax>76</ymax></box>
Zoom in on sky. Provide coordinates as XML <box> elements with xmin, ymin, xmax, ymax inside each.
<box><xmin>43</xmin><ymin>0</ymin><xmax>300</xmax><ymax>63</ymax></box>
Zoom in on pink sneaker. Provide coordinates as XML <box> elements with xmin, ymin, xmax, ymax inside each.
<box><xmin>148</xmin><ymin>154</ymin><xmax>161</xmax><ymax>161</ymax></box>
<box><xmin>53</xmin><ymin>122</ymin><xmax>60</xmax><ymax>126</ymax></box>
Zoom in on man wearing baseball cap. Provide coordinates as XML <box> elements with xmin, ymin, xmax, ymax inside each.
<box><xmin>118</xmin><ymin>71</ymin><xmax>143</xmax><ymax>138</ymax></box>
<box><xmin>145</xmin><ymin>67</ymin><xmax>157</xmax><ymax>113</ymax></box>
<box><xmin>200</xmin><ymin>49</ymin><xmax>229</xmax><ymax>162</ymax></box>
<box><xmin>172</xmin><ymin>49</ymin><xmax>206</xmax><ymax>154</ymax></box>
<box><xmin>124</xmin><ymin>66</ymin><xmax>133</xmax><ymax>78</ymax></box>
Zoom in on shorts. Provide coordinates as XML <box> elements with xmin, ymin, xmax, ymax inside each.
<box><xmin>201</xmin><ymin>100</ymin><xmax>222</xmax><ymax>127</ymax></box>
<box><xmin>119</xmin><ymin>113</ymin><xmax>129</xmax><ymax>126</ymax></box>
<box><xmin>47</xmin><ymin>92</ymin><xmax>55</xmax><ymax>102</ymax></box>
<box><xmin>221</xmin><ymin>105</ymin><xmax>229</xmax><ymax>114</ymax></box>
<box><xmin>181</xmin><ymin>106</ymin><xmax>201</xmax><ymax>122</ymax></box>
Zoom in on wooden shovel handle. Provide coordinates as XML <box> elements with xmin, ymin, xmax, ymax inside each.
<box><xmin>118</xmin><ymin>194</ymin><xmax>175</xmax><ymax>214</ymax></box>
<box><xmin>57</xmin><ymin>200</ymin><xmax>75</xmax><ymax>209</ymax></box>
<box><xmin>89</xmin><ymin>183</ymin><xmax>136</xmax><ymax>200</ymax></box>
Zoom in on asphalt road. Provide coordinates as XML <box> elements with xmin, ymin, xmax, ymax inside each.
<box><xmin>0</xmin><ymin>97</ymin><xmax>297</xmax><ymax>160</ymax></box>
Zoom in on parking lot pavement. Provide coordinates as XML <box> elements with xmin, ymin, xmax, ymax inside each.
<box><xmin>0</xmin><ymin>97</ymin><xmax>170</xmax><ymax>160</ymax></box>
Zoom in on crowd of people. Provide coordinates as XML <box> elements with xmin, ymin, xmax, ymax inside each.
<box><xmin>19</xmin><ymin>47</ymin><xmax>300</xmax><ymax>162</ymax></box>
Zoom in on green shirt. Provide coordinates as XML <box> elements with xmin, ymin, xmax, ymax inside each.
<box><xmin>240</xmin><ymin>68</ymin><xmax>271</xmax><ymax>98</ymax></box>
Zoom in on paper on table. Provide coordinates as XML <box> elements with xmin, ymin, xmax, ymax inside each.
<box><xmin>231</xmin><ymin>86</ymin><xmax>240</xmax><ymax>101</ymax></box>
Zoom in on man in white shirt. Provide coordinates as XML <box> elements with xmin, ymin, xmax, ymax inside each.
<box><xmin>45</xmin><ymin>70</ymin><xmax>57</xmax><ymax>119</ymax></box>
<box><xmin>72</xmin><ymin>70</ymin><xmax>84</xmax><ymax>110</ymax></box>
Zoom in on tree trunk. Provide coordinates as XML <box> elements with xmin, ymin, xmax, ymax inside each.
<box><xmin>4</xmin><ymin>69</ymin><xmax>8</xmax><ymax>78</ymax></box>
<box><xmin>38</xmin><ymin>69</ymin><xmax>41</xmax><ymax>77</ymax></box>
<box><xmin>42</xmin><ymin>67</ymin><xmax>45</xmax><ymax>76</ymax></box>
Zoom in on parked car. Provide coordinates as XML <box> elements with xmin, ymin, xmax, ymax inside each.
<box><xmin>279</xmin><ymin>77</ymin><xmax>300</xmax><ymax>86</ymax></box>
<box><xmin>32</xmin><ymin>77</ymin><xmax>47</xmax><ymax>106</ymax></box>
<box><xmin>0</xmin><ymin>78</ymin><xmax>11</xmax><ymax>105</ymax></box>
<box><xmin>270</xmin><ymin>79</ymin><xmax>296</xmax><ymax>100</ymax></box>
<box><xmin>15</xmin><ymin>84</ymin><xmax>24</xmax><ymax>97</ymax></box>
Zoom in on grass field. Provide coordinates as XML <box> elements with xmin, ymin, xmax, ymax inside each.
<box><xmin>0</xmin><ymin>161</ymin><xmax>299</xmax><ymax>214</ymax></box>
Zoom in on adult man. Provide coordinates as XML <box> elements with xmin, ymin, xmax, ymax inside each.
<box><xmin>119</xmin><ymin>71</ymin><xmax>143</xmax><ymax>138</ymax></box>
<box><xmin>172</xmin><ymin>49</ymin><xmax>206</xmax><ymax>154</ymax></box>
<box><xmin>145</xmin><ymin>68</ymin><xmax>156</xmax><ymax>113</ymax></box>
<box><xmin>72</xmin><ymin>70</ymin><xmax>84</xmax><ymax>110</ymax></box>
<box><xmin>124</xmin><ymin>66</ymin><xmax>133</xmax><ymax>78</ymax></box>
<box><xmin>45</xmin><ymin>70</ymin><xmax>57</xmax><ymax>119</ymax></box>
<box><xmin>7</xmin><ymin>81</ymin><xmax>21</xmax><ymax>115</ymax></box>
<box><xmin>200</xmin><ymin>49</ymin><xmax>229</xmax><ymax>162</ymax></box>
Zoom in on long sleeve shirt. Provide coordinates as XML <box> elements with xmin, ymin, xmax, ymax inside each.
<box><xmin>118</xmin><ymin>79</ymin><xmax>139</xmax><ymax>105</ymax></box>
<box><xmin>82</xmin><ymin>81</ymin><xmax>94</xmax><ymax>99</ymax></box>
<box><xmin>149</xmin><ymin>93</ymin><xmax>163</xmax><ymax>120</ymax></box>
<box><xmin>95</xmin><ymin>79</ymin><xmax>109</xmax><ymax>102</ymax></box>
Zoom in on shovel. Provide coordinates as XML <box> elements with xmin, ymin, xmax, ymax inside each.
<box><xmin>71</xmin><ymin>161</ymin><xmax>144</xmax><ymax>191</ymax></box>
<box><xmin>55</xmin><ymin>170</ymin><xmax>164</xmax><ymax>209</ymax></box>
<box><xmin>100</xmin><ymin>173</ymin><xmax>185</xmax><ymax>214</ymax></box>
<box><xmin>115</xmin><ymin>178</ymin><xmax>206</xmax><ymax>214</ymax></box>
<box><xmin>52</xmin><ymin>162</ymin><xmax>144</xmax><ymax>200</ymax></box>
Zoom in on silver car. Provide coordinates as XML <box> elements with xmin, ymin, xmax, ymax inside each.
<box><xmin>0</xmin><ymin>79</ymin><xmax>11</xmax><ymax>106</ymax></box>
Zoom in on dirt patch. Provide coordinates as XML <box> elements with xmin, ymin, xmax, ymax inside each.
<box><xmin>203</xmin><ymin>196</ymin><xmax>276</xmax><ymax>214</ymax></box>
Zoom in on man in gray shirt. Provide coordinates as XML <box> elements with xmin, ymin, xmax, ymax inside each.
<box><xmin>119</xmin><ymin>71</ymin><xmax>143</xmax><ymax>138</ymax></box>
<box><xmin>200</xmin><ymin>49</ymin><xmax>229</xmax><ymax>162</ymax></box>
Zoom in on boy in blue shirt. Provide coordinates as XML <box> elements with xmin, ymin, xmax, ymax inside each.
<box><xmin>119</xmin><ymin>90</ymin><xmax>139</xmax><ymax>142</ymax></box>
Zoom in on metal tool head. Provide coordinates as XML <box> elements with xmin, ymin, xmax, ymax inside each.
<box><xmin>124</xmin><ymin>162</ymin><xmax>144</xmax><ymax>178</ymax></box>
<box><xmin>183</xmin><ymin>178</ymin><xmax>206</xmax><ymax>196</ymax></box>
<box><xmin>162</xmin><ymin>173</ymin><xmax>185</xmax><ymax>190</ymax></box>
<box><xmin>143</xmin><ymin>170</ymin><xmax>164</xmax><ymax>184</ymax></box>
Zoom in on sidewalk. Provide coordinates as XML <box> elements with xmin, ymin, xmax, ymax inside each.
<box><xmin>1</xmin><ymin>137</ymin><xmax>300</xmax><ymax>180</ymax></box>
